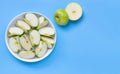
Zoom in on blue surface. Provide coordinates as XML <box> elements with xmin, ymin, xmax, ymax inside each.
<box><xmin>0</xmin><ymin>0</ymin><xmax>120</xmax><ymax>74</ymax></box>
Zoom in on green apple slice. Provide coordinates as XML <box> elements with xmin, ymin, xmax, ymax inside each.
<box><xmin>41</xmin><ymin>36</ymin><xmax>55</xmax><ymax>44</ymax></box>
<box><xmin>16</xmin><ymin>20</ymin><xmax>31</xmax><ymax>33</ymax></box>
<box><xmin>39</xmin><ymin>27</ymin><xmax>55</xmax><ymax>36</ymax></box>
<box><xmin>65</xmin><ymin>2</ymin><xmax>82</xmax><ymax>21</ymax></box>
<box><xmin>8</xmin><ymin>27</ymin><xmax>24</xmax><ymax>36</ymax></box>
<box><xmin>19</xmin><ymin>34</ymin><xmax>32</xmax><ymax>50</ymax></box>
<box><xmin>29</xmin><ymin>30</ymin><xmax>40</xmax><ymax>46</ymax></box>
<box><xmin>35</xmin><ymin>41</ymin><xmax>47</xmax><ymax>58</ymax></box>
<box><xmin>37</xmin><ymin>16</ymin><xmax>49</xmax><ymax>29</ymax></box>
<box><xmin>47</xmin><ymin>42</ymin><xmax>53</xmax><ymax>49</ymax></box>
<box><xmin>9</xmin><ymin>36</ymin><xmax>21</xmax><ymax>53</ymax></box>
<box><xmin>19</xmin><ymin>51</ymin><xmax>35</xmax><ymax>59</ymax></box>
<box><xmin>24</xmin><ymin>13</ymin><xmax>38</xmax><ymax>28</ymax></box>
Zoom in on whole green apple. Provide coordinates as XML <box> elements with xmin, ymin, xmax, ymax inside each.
<box><xmin>54</xmin><ymin>9</ymin><xmax>69</xmax><ymax>26</ymax></box>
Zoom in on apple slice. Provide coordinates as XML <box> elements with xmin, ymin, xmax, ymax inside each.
<box><xmin>19</xmin><ymin>34</ymin><xmax>32</xmax><ymax>50</ymax></box>
<box><xmin>29</xmin><ymin>30</ymin><xmax>40</xmax><ymax>46</ymax></box>
<box><xmin>9</xmin><ymin>36</ymin><xmax>21</xmax><ymax>53</ymax></box>
<box><xmin>19</xmin><ymin>51</ymin><xmax>35</xmax><ymax>59</ymax></box>
<box><xmin>47</xmin><ymin>42</ymin><xmax>53</xmax><ymax>49</ymax></box>
<box><xmin>41</xmin><ymin>36</ymin><xmax>55</xmax><ymax>44</ymax></box>
<box><xmin>39</xmin><ymin>27</ymin><xmax>55</xmax><ymax>36</ymax></box>
<box><xmin>16</xmin><ymin>20</ymin><xmax>31</xmax><ymax>33</ymax></box>
<box><xmin>24</xmin><ymin>13</ymin><xmax>38</xmax><ymax>27</ymax></box>
<box><xmin>37</xmin><ymin>16</ymin><xmax>49</xmax><ymax>29</ymax></box>
<box><xmin>65</xmin><ymin>2</ymin><xmax>82</xmax><ymax>21</ymax></box>
<box><xmin>8</xmin><ymin>27</ymin><xmax>24</xmax><ymax>36</ymax></box>
<box><xmin>35</xmin><ymin>41</ymin><xmax>47</xmax><ymax>58</ymax></box>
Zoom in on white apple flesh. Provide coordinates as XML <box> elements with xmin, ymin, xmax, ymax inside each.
<box><xmin>35</xmin><ymin>41</ymin><xmax>47</xmax><ymax>58</ymax></box>
<box><xmin>39</xmin><ymin>27</ymin><xmax>55</xmax><ymax>36</ymax></box>
<box><xmin>8</xmin><ymin>27</ymin><xmax>24</xmax><ymax>36</ymax></box>
<box><xmin>65</xmin><ymin>2</ymin><xmax>82</xmax><ymax>21</ymax></box>
<box><xmin>24</xmin><ymin>13</ymin><xmax>38</xmax><ymax>27</ymax></box>
<box><xmin>19</xmin><ymin>51</ymin><xmax>35</xmax><ymax>59</ymax></box>
<box><xmin>16</xmin><ymin>20</ymin><xmax>31</xmax><ymax>33</ymax></box>
<box><xmin>47</xmin><ymin>42</ymin><xmax>53</xmax><ymax>49</ymax></box>
<box><xmin>19</xmin><ymin>34</ymin><xmax>32</xmax><ymax>51</ymax></box>
<box><xmin>9</xmin><ymin>36</ymin><xmax>21</xmax><ymax>53</ymax></box>
<box><xmin>29</xmin><ymin>30</ymin><xmax>40</xmax><ymax>46</ymax></box>
<box><xmin>41</xmin><ymin>36</ymin><xmax>55</xmax><ymax>44</ymax></box>
<box><xmin>37</xmin><ymin>16</ymin><xmax>49</xmax><ymax>29</ymax></box>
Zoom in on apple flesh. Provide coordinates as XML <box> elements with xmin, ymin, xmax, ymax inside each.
<box><xmin>65</xmin><ymin>2</ymin><xmax>83</xmax><ymax>21</ymax></box>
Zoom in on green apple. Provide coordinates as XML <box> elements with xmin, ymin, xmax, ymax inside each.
<box><xmin>54</xmin><ymin>9</ymin><xmax>69</xmax><ymax>26</ymax></box>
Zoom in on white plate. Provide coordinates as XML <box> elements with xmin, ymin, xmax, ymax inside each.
<box><xmin>5</xmin><ymin>12</ymin><xmax>56</xmax><ymax>62</ymax></box>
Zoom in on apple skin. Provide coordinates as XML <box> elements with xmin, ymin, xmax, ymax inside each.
<box><xmin>54</xmin><ymin>9</ymin><xmax>69</xmax><ymax>26</ymax></box>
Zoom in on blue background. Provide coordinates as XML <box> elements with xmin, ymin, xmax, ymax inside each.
<box><xmin>0</xmin><ymin>0</ymin><xmax>120</xmax><ymax>74</ymax></box>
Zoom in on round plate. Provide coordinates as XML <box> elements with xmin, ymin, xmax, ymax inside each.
<box><xmin>5</xmin><ymin>12</ymin><xmax>56</xmax><ymax>62</ymax></box>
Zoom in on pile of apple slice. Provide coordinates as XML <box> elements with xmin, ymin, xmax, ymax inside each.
<box><xmin>8</xmin><ymin>13</ymin><xmax>55</xmax><ymax>59</ymax></box>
